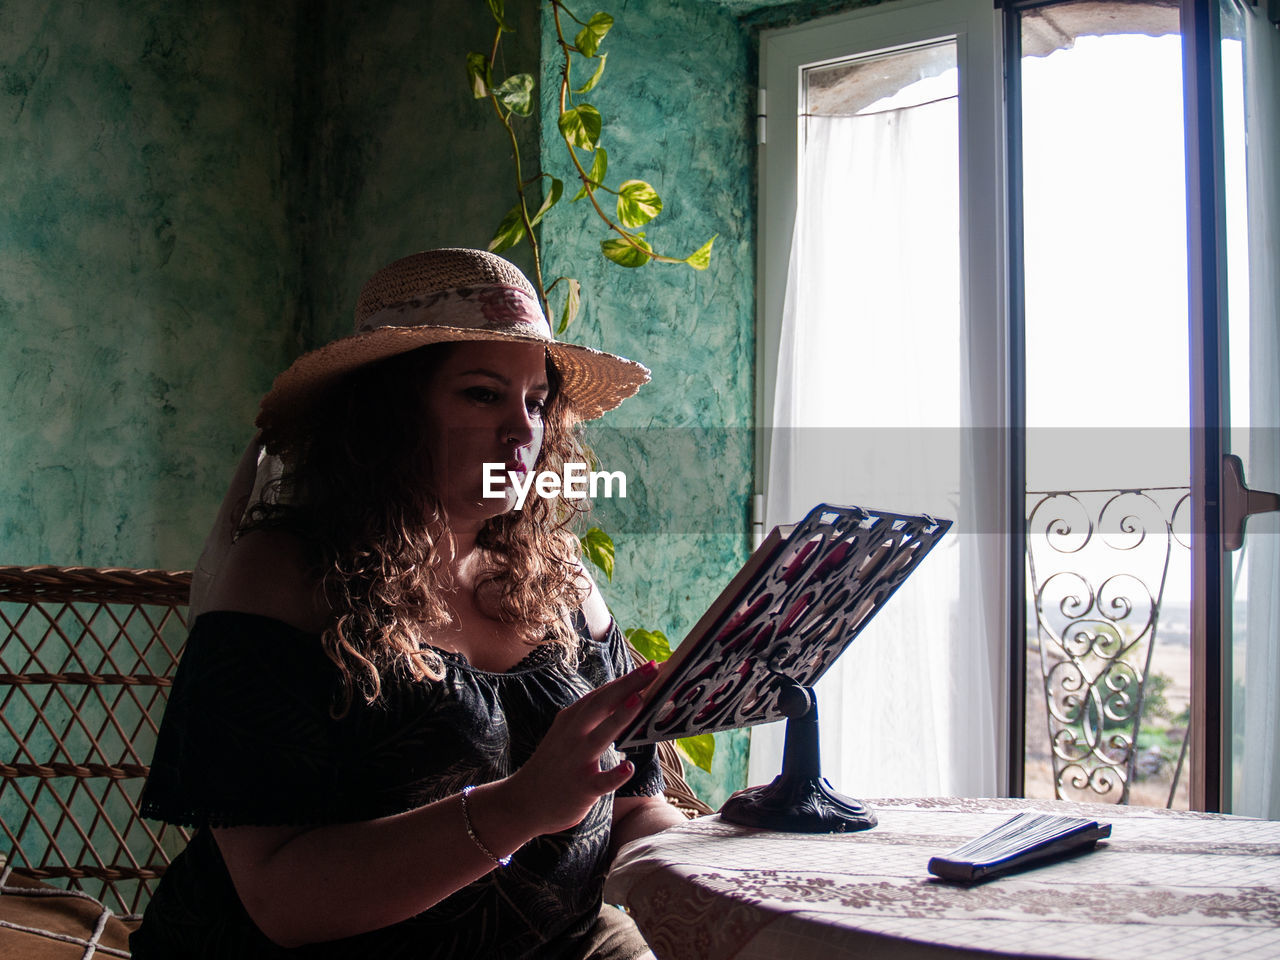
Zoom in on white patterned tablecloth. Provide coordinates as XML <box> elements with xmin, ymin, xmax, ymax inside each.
<box><xmin>605</xmin><ymin>797</ymin><xmax>1280</xmax><ymax>960</ymax></box>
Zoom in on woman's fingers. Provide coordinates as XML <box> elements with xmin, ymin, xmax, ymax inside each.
<box><xmin>582</xmin><ymin>689</ymin><xmax>647</xmax><ymax>757</ymax></box>
<box><xmin>554</xmin><ymin>664</ymin><xmax>656</xmax><ymax>761</ymax></box>
<box><xmin>570</xmin><ymin>660</ymin><xmax>659</xmax><ymax>729</ymax></box>
<box><xmin>573</xmin><ymin>747</ymin><xmax>636</xmax><ymax>791</ymax></box>
<box><xmin>516</xmin><ymin>661</ymin><xmax>662</xmax><ymax>834</ymax></box>
<box><xmin>592</xmin><ymin>758</ymin><xmax>636</xmax><ymax>793</ymax></box>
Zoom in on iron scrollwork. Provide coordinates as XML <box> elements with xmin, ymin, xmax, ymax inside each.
<box><xmin>1027</xmin><ymin>487</ymin><xmax>1190</xmax><ymax>805</ymax></box>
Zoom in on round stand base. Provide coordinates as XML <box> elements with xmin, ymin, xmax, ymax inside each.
<box><xmin>721</xmin><ymin>773</ymin><xmax>880</xmax><ymax>834</ymax></box>
<box><xmin>719</xmin><ymin>775</ymin><xmax>878</xmax><ymax>833</ymax></box>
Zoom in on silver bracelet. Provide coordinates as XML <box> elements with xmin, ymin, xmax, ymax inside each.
<box><xmin>461</xmin><ymin>785</ymin><xmax>511</xmax><ymax>867</ymax></box>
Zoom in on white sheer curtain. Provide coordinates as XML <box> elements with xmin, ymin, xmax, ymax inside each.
<box><xmin>750</xmin><ymin>85</ymin><xmax>1001</xmax><ymax>798</ymax></box>
<box><xmin>1232</xmin><ymin>1</ymin><xmax>1280</xmax><ymax>820</ymax></box>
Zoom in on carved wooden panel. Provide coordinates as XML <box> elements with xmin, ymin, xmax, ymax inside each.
<box><xmin>618</xmin><ymin>504</ymin><xmax>951</xmax><ymax>748</ymax></box>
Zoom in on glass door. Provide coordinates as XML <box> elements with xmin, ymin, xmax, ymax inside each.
<box><xmin>1012</xmin><ymin>0</ymin><xmax>1280</xmax><ymax>812</ymax></box>
<box><xmin>757</xmin><ymin>0</ymin><xmax>1007</xmax><ymax>799</ymax></box>
<box><xmin>1010</xmin><ymin>0</ymin><xmax>1194</xmax><ymax>808</ymax></box>
<box><xmin>1211</xmin><ymin>0</ymin><xmax>1280</xmax><ymax>817</ymax></box>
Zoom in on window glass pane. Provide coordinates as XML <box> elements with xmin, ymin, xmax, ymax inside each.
<box><xmin>805</xmin><ymin>41</ymin><xmax>955</xmax><ymax>116</ymax></box>
<box><xmin>1018</xmin><ymin>1</ymin><xmax>1191</xmax><ymax>809</ymax></box>
<box><xmin>759</xmin><ymin>2</ymin><xmax>1005</xmax><ymax>801</ymax></box>
<box><xmin>1221</xmin><ymin>0</ymin><xmax>1280</xmax><ymax>819</ymax></box>
<box><xmin>767</xmin><ymin>39</ymin><xmax>973</xmax><ymax>796</ymax></box>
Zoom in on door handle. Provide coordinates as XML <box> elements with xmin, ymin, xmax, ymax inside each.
<box><xmin>1222</xmin><ymin>454</ymin><xmax>1280</xmax><ymax>551</ymax></box>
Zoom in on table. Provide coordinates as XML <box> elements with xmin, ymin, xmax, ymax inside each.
<box><xmin>605</xmin><ymin>797</ymin><xmax>1280</xmax><ymax>960</ymax></box>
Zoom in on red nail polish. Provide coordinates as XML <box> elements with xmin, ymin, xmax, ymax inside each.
<box><xmin>641</xmin><ymin>659</ymin><xmax>659</xmax><ymax>676</ymax></box>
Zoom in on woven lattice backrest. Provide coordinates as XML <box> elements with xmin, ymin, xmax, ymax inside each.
<box><xmin>0</xmin><ymin>565</ymin><xmax>193</xmax><ymax>916</ymax></box>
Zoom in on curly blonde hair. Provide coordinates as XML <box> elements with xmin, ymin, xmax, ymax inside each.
<box><xmin>247</xmin><ymin>343</ymin><xmax>592</xmax><ymax>715</ymax></box>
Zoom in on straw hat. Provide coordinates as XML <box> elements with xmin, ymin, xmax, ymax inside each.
<box><xmin>255</xmin><ymin>248</ymin><xmax>650</xmax><ymax>450</ymax></box>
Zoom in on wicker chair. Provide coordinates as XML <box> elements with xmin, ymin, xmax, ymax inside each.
<box><xmin>0</xmin><ymin>565</ymin><xmax>192</xmax><ymax>916</ymax></box>
<box><xmin>0</xmin><ymin>564</ymin><xmax>708</xmax><ymax>917</ymax></box>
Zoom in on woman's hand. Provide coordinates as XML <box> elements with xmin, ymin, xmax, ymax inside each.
<box><xmin>504</xmin><ymin>659</ymin><xmax>659</xmax><ymax>836</ymax></box>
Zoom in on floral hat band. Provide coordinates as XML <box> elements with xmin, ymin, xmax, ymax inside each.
<box><xmin>359</xmin><ymin>284</ymin><xmax>554</xmax><ymax>340</ymax></box>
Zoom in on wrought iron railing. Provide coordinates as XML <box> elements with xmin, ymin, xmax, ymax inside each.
<box><xmin>1026</xmin><ymin>486</ymin><xmax>1191</xmax><ymax>806</ymax></box>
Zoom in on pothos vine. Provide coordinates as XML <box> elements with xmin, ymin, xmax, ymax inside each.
<box><xmin>467</xmin><ymin>0</ymin><xmax>716</xmax><ymax>330</ymax></box>
<box><xmin>466</xmin><ymin>0</ymin><xmax>717</xmax><ymax>775</ymax></box>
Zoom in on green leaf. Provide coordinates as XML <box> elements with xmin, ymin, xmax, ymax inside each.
<box><xmin>601</xmin><ymin>232</ymin><xmax>652</xmax><ymax>268</ymax></box>
<box><xmin>494</xmin><ymin>73</ymin><xmax>535</xmax><ymax>116</ymax></box>
<box><xmin>616</xmin><ymin>179</ymin><xmax>663</xmax><ymax>228</ymax></box>
<box><xmin>486</xmin><ymin>0</ymin><xmax>514</xmax><ymax>31</ymax></box>
<box><xmin>488</xmin><ymin>203</ymin><xmax>526</xmax><ymax>253</ymax></box>
<box><xmin>466</xmin><ymin>52</ymin><xmax>492</xmax><ymax>99</ymax></box>
<box><xmin>676</xmin><ymin>734</ymin><xmax>715</xmax><ymax>773</ymax></box>
<box><xmin>556</xmin><ymin>277</ymin><xmax>581</xmax><ymax>334</ymax></box>
<box><xmin>574</xmin><ymin>12</ymin><xmax>614</xmax><ymax>57</ymax></box>
<box><xmin>530</xmin><ymin>178</ymin><xmax>563</xmax><ymax>228</ymax></box>
<box><xmin>558</xmin><ymin>103</ymin><xmax>602</xmax><ymax>150</ymax></box>
<box><xmin>572</xmin><ymin>148</ymin><xmax>608</xmax><ymax>201</ymax></box>
<box><xmin>684</xmin><ymin>234</ymin><xmax>717</xmax><ymax>271</ymax></box>
<box><xmin>574</xmin><ymin>52</ymin><xmax>607</xmax><ymax>93</ymax></box>
<box><xmin>580</xmin><ymin>526</ymin><xmax>615</xmax><ymax>581</ymax></box>
<box><xmin>624</xmin><ymin>627</ymin><xmax>672</xmax><ymax>663</ymax></box>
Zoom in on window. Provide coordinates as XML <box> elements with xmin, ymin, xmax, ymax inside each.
<box><xmin>755</xmin><ymin>0</ymin><xmax>1007</xmax><ymax>798</ymax></box>
<box><xmin>756</xmin><ymin>0</ymin><xmax>1280</xmax><ymax>813</ymax></box>
<box><xmin>1015</xmin><ymin>3</ymin><xmax>1193</xmax><ymax>809</ymax></box>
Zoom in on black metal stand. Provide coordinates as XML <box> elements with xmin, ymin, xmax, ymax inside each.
<box><xmin>719</xmin><ymin>680</ymin><xmax>877</xmax><ymax>833</ymax></box>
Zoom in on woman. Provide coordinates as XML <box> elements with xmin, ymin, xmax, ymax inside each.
<box><xmin>130</xmin><ymin>248</ymin><xmax>686</xmax><ymax>958</ymax></box>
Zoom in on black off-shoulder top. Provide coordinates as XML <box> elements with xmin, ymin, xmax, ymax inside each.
<box><xmin>129</xmin><ymin>610</ymin><xmax>663</xmax><ymax>959</ymax></box>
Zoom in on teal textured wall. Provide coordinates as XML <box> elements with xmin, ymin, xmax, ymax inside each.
<box><xmin>0</xmin><ymin>1</ymin><xmax>298</xmax><ymax>568</ymax></box>
<box><xmin>0</xmin><ymin>0</ymin><xmax>537</xmax><ymax>569</ymax></box>
<box><xmin>540</xmin><ymin>0</ymin><xmax>757</xmax><ymax>806</ymax></box>
<box><xmin>298</xmin><ymin>0</ymin><xmax>542</xmax><ymax>349</ymax></box>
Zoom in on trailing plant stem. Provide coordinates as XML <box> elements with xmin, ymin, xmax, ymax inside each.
<box><xmin>487</xmin><ymin>27</ymin><xmax>550</xmax><ymax>316</ymax></box>
<box><xmin>550</xmin><ymin>0</ymin><xmax>689</xmax><ymax>266</ymax></box>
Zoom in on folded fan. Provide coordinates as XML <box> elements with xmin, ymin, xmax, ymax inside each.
<box><xmin>927</xmin><ymin>812</ymin><xmax>1112</xmax><ymax>883</ymax></box>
